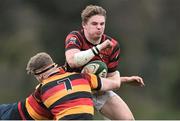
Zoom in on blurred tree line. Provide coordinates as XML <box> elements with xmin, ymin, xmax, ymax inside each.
<box><xmin>0</xmin><ymin>0</ymin><xmax>180</xmax><ymax>119</ymax></box>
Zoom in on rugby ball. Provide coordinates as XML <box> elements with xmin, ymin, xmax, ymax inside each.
<box><xmin>81</xmin><ymin>60</ymin><xmax>108</xmax><ymax>78</ymax></box>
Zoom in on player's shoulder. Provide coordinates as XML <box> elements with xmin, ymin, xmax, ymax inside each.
<box><xmin>68</xmin><ymin>29</ymin><xmax>83</xmax><ymax>36</ymax></box>
<box><xmin>65</xmin><ymin>30</ymin><xmax>82</xmax><ymax>42</ymax></box>
<box><xmin>69</xmin><ymin>30</ymin><xmax>79</xmax><ymax>35</ymax></box>
<box><xmin>103</xmin><ymin>34</ymin><xmax>118</xmax><ymax>42</ymax></box>
<box><xmin>103</xmin><ymin>34</ymin><xmax>119</xmax><ymax>47</ymax></box>
<box><xmin>67</xmin><ymin>30</ymin><xmax>84</xmax><ymax>41</ymax></box>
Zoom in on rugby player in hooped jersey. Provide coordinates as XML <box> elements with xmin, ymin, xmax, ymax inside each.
<box><xmin>65</xmin><ymin>5</ymin><xmax>145</xmax><ymax>120</ymax></box>
<box><xmin>25</xmin><ymin>52</ymin><xmax>123</xmax><ymax>120</ymax></box>
<box><xmin>0</xmin><ymin>52</ymin><xmax>123</xmax><ymax>120</ymax></box>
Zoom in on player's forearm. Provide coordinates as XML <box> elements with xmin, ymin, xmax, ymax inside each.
<box><xmin>120</xmin><ymin>76</ymin><xmax>138</xmax><ymax>83</ymax></box>
<box><xmin>100</xmin><ymin>71</ymin><xmax>121</xmax><ymax>91</ymax></box>
<box><xmin>66</xmin><ymin>45</ymin><xmax>103</xmax><ymax>68</ymax></box>
<box><xmin>73</xmin><ymin>49</ymin><xmax>95</xmax><ymax>67</ymax></box>
<box><xmin>107</xmin><ymin>71</ymin><xmax>120</xmax><ymax>81</ymax></box>
<box><xmin>100</xmin><ymin>77</ymin><xmax>121</xmax><ymax>91</ymax></box>
<box><xmin>120</xmin><ymin>76</ymin><xmax>145</xmax><ymax>87</ymax></box>
<box><xmin>120</xmin><ymin>77</ymin><xmax>129</xmax><ymax>83</ymax></box>
<box><xmin>66</xmin><ymin>49</ymin><xmax>95</xmax><ymax>68</ymax></box>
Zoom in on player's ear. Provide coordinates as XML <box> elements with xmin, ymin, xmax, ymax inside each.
<box><xmin>82</xmin><ymin>22</ymin><xmax>85</xmax><ymax>29</ymax></box>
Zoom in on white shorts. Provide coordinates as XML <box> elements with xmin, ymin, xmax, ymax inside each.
<box><xmin>92</xmin><ymin>91</ymin><xmax>118</xmax><ymax>111</ymax></box>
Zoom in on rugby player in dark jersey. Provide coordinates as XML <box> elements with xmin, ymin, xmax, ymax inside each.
<box><xmin>65</xmin><ymin>5</ymin><xmax>145</xmax><ymax>120</ymax></box>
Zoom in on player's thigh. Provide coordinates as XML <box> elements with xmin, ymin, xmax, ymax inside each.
<box><xmin>100</xmin><ymin>93</ymin><xmax>134</xmax><ymax>120</ymax></box>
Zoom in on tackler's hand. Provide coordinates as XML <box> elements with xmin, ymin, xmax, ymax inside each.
<box><xmin>122</xmin><ymin>76</ymin><xmax>145</xmax><ymax>87</ymax></box>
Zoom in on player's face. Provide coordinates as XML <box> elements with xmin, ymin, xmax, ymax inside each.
<box><xmin>83</xmin><ymin>15</ymin><xmax>105</xmax><ymax>41</ymax></box>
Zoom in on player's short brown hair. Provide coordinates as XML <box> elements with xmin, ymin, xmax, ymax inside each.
<box><xmin>26</xmin><ymin>52</ymin><xmax>54</xmax><ymax>75</ymax></box>
<box><xmin>81</xmin><ymin>5</ymin><xmax>106</xmax><ymax>24</ymax></box>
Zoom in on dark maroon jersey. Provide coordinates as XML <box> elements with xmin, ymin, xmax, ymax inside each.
<box><xmin>65</xmin><ymin>29</ymin><xmax>120</xmax><ymax>73</ymax></box>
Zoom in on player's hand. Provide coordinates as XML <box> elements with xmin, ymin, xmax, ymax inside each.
<box><xmin>100</xmin><ymin>39</ymin><xmax>113</xmax><ymax>50</ymax></box>
<box><xmin>122</xmin><ymin>76</ymin><xmax>145</xmax><ymax>87</ymax></box>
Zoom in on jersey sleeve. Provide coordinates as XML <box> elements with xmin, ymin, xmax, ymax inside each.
<box><xmin>26</xmin><ymin>84</ymin><xmax>53</xmax><ymax>120</ymax></box>
<box><xmin>108</xmin><ymin>39</ymin><xmax>120</xmax><ymax>73</ymax></box>
<box><xmin>65</xmin><ymin>31</ymin><xmax>82</xmax><ymax>51</ymax></box>
<box><xmin>81</xmin><ymin>73</ymin><xmax>102</xmax><ymax>91</ymax></box>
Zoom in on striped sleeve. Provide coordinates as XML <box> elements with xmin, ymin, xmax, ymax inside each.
<box><xmin>65</xmin><ymin>31</ymin><xmax>82</xmax><ymax>51</ymax></box>
<box><xmin>82</xmin><ymin>73</ymin><xmax>102</xmax><ymax>91</ymax></box>
<box><xmin>25</xmin><ymin>95</ymin><xmax>52</xmax><ymax>120</ymax></box>
<box><xmin>108</xmin><ymin>39</ymin><xmax>120</xmax><ymax>73</ymax></box>
<box><xmin>25</xmin><ymin>85</ymin><xmax>53</xmax><ymax>120</ymax></box>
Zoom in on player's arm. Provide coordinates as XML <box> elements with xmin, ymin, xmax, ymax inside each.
<box><xmin>83</xmin><ymin>73</ymin><xmax>121</xmax><ymax>92</ymax></box>
<box><xmin>99</xmin><ymin>77</ymin><xmax>121</xmax><ymax>91</ymax></box>
<box><xmin>65</xmin><ymin>39</ymin><xmax>113</xmax><ymax>68</ymax></box>
<box><xmin>120</xmin><ymin>76</ymin><xmax>145</xmax><ymax>87</ymax></box>
<box><xmin>107</xmin><ymin>71</ymin><xmax>144</xmax><ymax>87</ymax></box>
<box><xmin>107</xmin><ymin>71</ymin><xmax>120</xmax><ymax>81</ymax></box>
<box><xmin>65</xmin><ymin>48</ymin><xmax>94</xmax><ymax>68</ymax></box>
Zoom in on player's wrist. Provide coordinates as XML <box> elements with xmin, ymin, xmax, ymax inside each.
<box><xmin>91</xmin><ymin>45</ymin><xmax>100</xmax><ymax>56</ymax></box>
<box><xmin>96</xmin><ymin>44</ymin><xmax>102</xmax><ymax>51</ymax></box>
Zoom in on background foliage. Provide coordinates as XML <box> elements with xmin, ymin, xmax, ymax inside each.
<box><xmin>0</xmin><ymin>0</ymin><xmax>180</xmax><ymax>119</ymax></box>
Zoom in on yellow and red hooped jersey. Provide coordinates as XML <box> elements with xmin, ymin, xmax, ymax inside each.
<box><xmin>40</xmin><ymin>72</ymin><xmax>101</xmax><ymax>120</ymax></box>
<box><xmin>18</xmin><ymin>86</ymin><xmax>53</xmax><ymax>120</ymax></box>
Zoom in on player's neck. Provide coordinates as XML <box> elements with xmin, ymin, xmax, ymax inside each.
<box><xmin>84</xmin><ymin>32</ymin><xmax>101</xmax><ymax>45</ymax></box>
<box><xmin>41</xmin><ymin>68</ymin><xmax>60</xmax><ymax>82</ymax></box>
<box><xmin>88</xmin><ymin>38</ymin><xmax>101</xmax><ymax>45</ymax></box>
